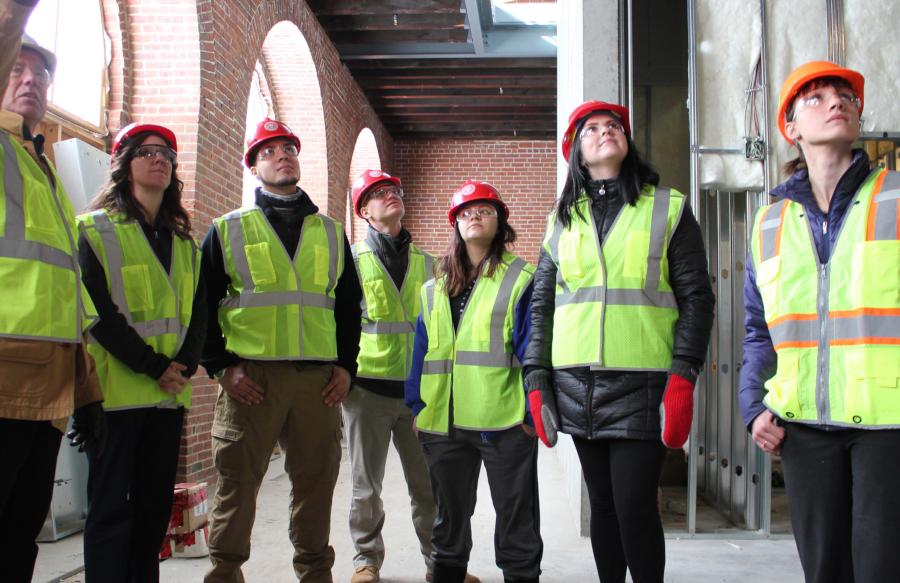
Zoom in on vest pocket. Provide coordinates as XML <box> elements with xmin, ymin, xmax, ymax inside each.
<box><xmin>851</xmin><ymin>241</ymin><xmax>900</xmax><ymax>307</ymax></box>
<box><xmin>623</xmin><ymin>231</ymin><xmax>651</xmax><ymax>282</ymax></box>
<box><xmin>244</xmin><ymin>242</ymin><xmax>277</xmax><ymax>285</ymax></box>
<box><xmin>23</xmin><ymin>174</ymin><xmax>65</xmax><ymax>238</ymax></box>
<box><xmin>764</xmin><ymin>350</ymin><xmax>802</xmax><ymax>419</ymax></box>
<box><xmin>121</xmin><ymin>264</ymin><xmax>154</xmax><ymax>312</ymax></box>
<box><xmin>755</xmin><ymin>255</ymin><xmax>781</xmax><ymax>311</ymax></box>
<box><xmin>363</xmin><ymin>280</ymin><xmax>388</xmax><ymax>319</ymax></box>
<box><xmin>558</xmin><ymin>230</ymin><xmax>585</xmax><ymax>281</ymax></box>
<box><xmin>314</xmin><ymin>245</ymin><xmax>330</xmax><ymax>287</ymax></box>
<box><xmin>842</xmin><ymin>347</ymin><xmax>899</xmax><ymax>425</ymax></box>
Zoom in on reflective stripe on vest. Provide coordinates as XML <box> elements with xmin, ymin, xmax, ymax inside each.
<box><xmin>215</xmin><ymin>207</ymin><xmax>342</xmax><ymax>360</ymax></box>
<box><xmin>78</xmin><ymin>210</ymin><xmax>199</xmax><ymax>410</ymax></box>
<box><xmin>0</xmin><ymin>131</ymin><xmax>93</xmax><ymax>342</ymax></box>
<box><xmin>544</xmin><ymin>185</ymin><xmax>683</xmax><ymax>370</ymax></box>
<box><xmin>417</xmin><ymin>254</ymin><xmax>533</xmax><ymax>434</ymax></box>
<box><xmin>753</xmin><ymin>168</ymin><xmax>900</xmax><ymax>427</ymax></box>
<box><xmin>353</xmin><ymin>240</ymin><xmax>433</xmax><ymax>380</ymax></box>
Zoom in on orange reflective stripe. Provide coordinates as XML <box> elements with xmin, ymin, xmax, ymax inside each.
<box><xmin>774</xmin><ymin>199</ymin><xmax>789</xmax><ymax>256</ymax></box>
<box><xmin>831</xmin><ymin>337</ymin><xmax>900</xmax><ymax>347</ymax></box>
<box><xmin>773</xmin><ymin>340</ymin><xmax>818</xmax><ymax>350</ymax></box>
<box><xmin>830</xmin><ymin>307</ymin><xmax>900</xmax><ymax>318</ymax></box>
<box><xmin>866</xmin><ymin>169</ymin><xmax>888</xmax><ymax>240</ymax></box>
<box><xmin>767</xmin><ymin>312</ymin><xmax>817</xmax><ymax>327</ymax></box>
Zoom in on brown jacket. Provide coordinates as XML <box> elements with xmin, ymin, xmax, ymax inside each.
<box><xmin>0</xmin><ymin>3</ymin><xmax>103</xmax><ymax>425</ymax></box>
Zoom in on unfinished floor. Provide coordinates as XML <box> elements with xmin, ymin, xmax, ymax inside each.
<box><xmin>35</xmin><ymin>440</ymin><xmax>804</xmax><ymax>583</ymax></box>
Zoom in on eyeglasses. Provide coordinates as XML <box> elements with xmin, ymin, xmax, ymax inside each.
<box><xmin>580</xmin><ymin>120</ymin><xmax>625</xmax><ymax>139</ymax></box>
<box><xmin>793</xmin><ymin>88</ymin><xmax>860</xmax><ymax>116</ymax></box>
<box><xmin>366</xmin><ymin>185</ymin><xmax>404</xmax><ymax>202</ymax></box>
<box><xmin>457</xmin><ymin>207</ymin><xmax>498</xmax><ymax>221</ymax></box>
<box><xmin>134</xmin><ymin>145</ymin><xmax>177</xmax><ymax>165</ymax></box>
<box><xmin>10</xmin><ymin>61</ymin><xmax>51</xmax><ymax>86</ymax></box>
<box><xmin>257</xmin><ymin>143</ymin><xmax>299</xmax><ymax>160</ymax></box>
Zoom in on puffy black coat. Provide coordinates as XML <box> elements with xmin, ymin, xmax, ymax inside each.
<box><xmin>523</xmin><ymin>180</ymin><xmax>715</xmax><ymax>440</ymax></box>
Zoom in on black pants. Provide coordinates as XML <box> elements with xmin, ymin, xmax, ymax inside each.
<box><xmin>84</xmin><ymin>407</ymin><xmax>185</xmax><ymax>583</ymax></box>
<box><xmin>419</xmin><ymin>427</ymin><xmax>542</xmax><ymax>583</ymax></box>
<box><xmin>780</xmin><ymin>423</ymin><xmax>900</xmax><ymax>583</ymax></box>
<box><xmin>572</xmin><ymin>437</ymin><xmax>666</xmax><ymax>583</ymax></box>
<box><xmin>0</xmin><ymin>418</ymin><xmax>63</xmax><ymax>583</ymax></box>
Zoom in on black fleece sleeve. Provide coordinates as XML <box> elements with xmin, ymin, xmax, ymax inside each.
<box><xmin>667</xmin><ymin>204</ymin><xmax>716</xmax><ymax>368</ymax></box>
<box><xmin>199</xmin><ymin>226</ymin><xmax>240</xmax><ymax>377</ymax></box>
<box><xmin>334</xmin><ymin>233</ymin><xmax>362</xmax><ymax>376</ymax></box>
<box><xmin>522</xmin><ymin>248</ymin><xmax>557</xmax><ymax>375</ymax></box>
<box><xmin>172</xmin><ymin>262</ymin><xmax>208</xmax><ymax>378</ymax></box>
<box><xmin>78</xmin><ymin>231</ymin><xmax>170</xmax><ymax>380</ymax></box>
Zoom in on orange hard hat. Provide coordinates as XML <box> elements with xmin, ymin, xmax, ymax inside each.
<box><xmin>448</xmin><ymin>179</ymin><xmax>509</xmax><ymax>226</ymax></box>
<box><xmin>244</xmin><ymin>118</ymin><xmax>302</xmax><ymax>168</ymax></box>
<box><xmin>777</xmin><ymin>61</ymin><xmax>865</xmax><ymax>144</ymax></box>
<box><xmin>112</xmin><ymin>123</ymin><xmax>177</xmax><ymax>156</ymax></box>
<box><xmin>351</xmin><ymin>169</ymin><xmax>402</xmax><ymax>218</ymax></box>
<box><xmin>561</xmin><ymin>101</ymin><xmax>631</xmax><ymax>162</ymax></box>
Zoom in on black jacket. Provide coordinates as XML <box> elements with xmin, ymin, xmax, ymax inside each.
<box><xmin>523</xmin><ymin>180</ymin><xmax>715</xmax><ymax>440</ymax></box>
<box><xmin>79</xmin><ymin>217</ymin><xmax>207</xmax><ymax>380</ymax></box>
<box><xmin>200</xmin><ymin>188</ymin><xmax>362</xmax><ymax>377</ymax></box>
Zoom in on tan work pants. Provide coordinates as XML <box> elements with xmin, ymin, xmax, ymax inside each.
<box><xmin>205</xmin><ymin>362</ymin><xmax>342</xmax><ymax>583</ymax></box>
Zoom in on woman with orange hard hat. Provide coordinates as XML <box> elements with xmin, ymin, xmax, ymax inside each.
<box><xmin>523</xmin><ymin>101</ymin><xmax>714</xmax><ymax>583</ymax></box>
<box><xmin>739</xmin><ymin>61</ymin><xmax>900</xmax><ymax>582</ymax></box>
<box><xmin>406</xmin><ymin>180</ymin><xmax>542</xmax><ymax>583</ymax></box>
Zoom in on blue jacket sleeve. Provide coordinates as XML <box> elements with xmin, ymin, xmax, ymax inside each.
<box><xmin>738</xmin><ymin>251</ymin><xmax>777</xmax><ymax>430</ymax></box>
<box><xmin>405</xmin><ymin>314</ymin><xmax>428</xmax><ymax>416</ymax></box>
<box><xmin>514</xmin><ymin>281</ymin><xmax>534</xmax><ymax>425</ymax></box>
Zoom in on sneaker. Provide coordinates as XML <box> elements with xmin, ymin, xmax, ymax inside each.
<box><xmin>351</xmin><ymin>564</ymin><xmax>380</xmax><ymax>583</ymax></box>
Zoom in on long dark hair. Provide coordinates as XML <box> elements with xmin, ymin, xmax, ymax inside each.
<box><xmin>91</xmin><ymin>131</ymin><xmax>192</xmax><ymax>239</ymax></box>
<box><xmin>556</xmin><ymin>113</ymin><xmax>659</xmax><ymax>229</ymax></box>
<box><xmin>437</xmin><ymin>203</ymin><xmax>517</xmax><ymax>297</ymax></box>
<box><xmin>781</xmin><ymin>77</ymin><xmax>857</xmax><ymax>178</ymax></box>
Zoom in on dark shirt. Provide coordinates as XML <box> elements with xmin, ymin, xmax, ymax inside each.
<box><xmin>355</xmin><ymin>225</ymin><xmax>414</xmax><ymax>399</ymax></box>
<box><xmin>79</xmin><ymin>215</ymin><xmax>207</xmax><ymax>380</ymax></box>
<box><xmin>199</xmin><ymin>187</ymin><xmax>362</xmax><ymax>378</ymax></box>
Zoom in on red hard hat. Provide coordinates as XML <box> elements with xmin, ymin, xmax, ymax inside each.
<box><xmin>112</xmin><ymin>123</ymin><xmax>177</xmax><ymax>157</ymax></box>
<box><xmin>351</xmin><ymin>169</ymin><xmax>402</xmax><ymax>218</ymax></box>
<box><xmin>777</xmin><ymin>61</ymin><xmax>864</xmax><ymax>145</ymax></box>
<box><xmin>244</xmin><ymin>118</ymin><xmax>302</xmax><ymax>168</ymax></box>
<box><xmin>447</xmin><ymin>179</ymin><xmax>509</xmax><ymax>226</ymax></box>
<box><xmin>561</xmin><ymin>101</ymin><xmax>631</xmax><ymax>162</ymax></box>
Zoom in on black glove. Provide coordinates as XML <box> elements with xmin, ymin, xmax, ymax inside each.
<box><xmin>67</xmin><ymin>401</ymin><xmax>107</xmax><ymax>459</ymax></box>
<box><xmin>525</xmin><ymin>368</ymin><xmax>560</xmax><ymax>448</ymax></box>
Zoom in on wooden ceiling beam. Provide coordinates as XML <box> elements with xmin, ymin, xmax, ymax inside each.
<box><xmin>308</xmin><ymin>0</ymin><xmax>460</xmax><ymax>16</ymax></box>
<box><xmin>317</xmin><ymin>13</ymin><xmax>465</xmax><ymax>31</ymax></box>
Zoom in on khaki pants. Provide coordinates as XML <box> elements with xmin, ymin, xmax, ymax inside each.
<box><xmin>205</xmin><ymin>362</ymin><xmax>342</xmax><ymax>583</ymax></box>
<box><xmin>341</xmin><ymin>385</ymin><xmax>436</xmax><ymax>572</ymax></box>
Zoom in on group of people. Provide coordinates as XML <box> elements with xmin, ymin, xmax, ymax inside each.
<box><xmin>2</xmin><ymin>1</ymin><xmax>899</xmax><ymax>583</ymax></box>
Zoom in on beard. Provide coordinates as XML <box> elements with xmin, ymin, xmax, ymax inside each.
<box><xmin>259</xmin><ymin>174</ymin><xmax>299</xmax><ymax>190</ymax></box>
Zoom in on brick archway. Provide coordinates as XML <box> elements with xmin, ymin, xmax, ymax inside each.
<box><xmin>347</xmin><ymin>128</ymin><xmax>383</xmax><ymax>243</ymax></box>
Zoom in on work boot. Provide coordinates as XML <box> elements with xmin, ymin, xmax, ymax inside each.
<box><xmin>351</xmin><ymin>564</ymin><xmax>380</xmax><ymax>583</ymax></box>
<box><xmin>426</xmin><ymin>565</ymin><xmax>480</xmax><ymax>583</ymax></box>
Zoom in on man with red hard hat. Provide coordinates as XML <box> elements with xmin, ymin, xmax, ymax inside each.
<box><xmin>0</xmin><ymin>3</ymin><xmax>105</xmax><ymax>579</ymax></box>
<box><xmin>200</xmin><ymin>117</ymin><xmax>361</xmax><ymax>582</ymax></box>
<box><xmin>344</xmin><ymin>170</ymin><xmax>431</xmax><ymax>583</ymax></box>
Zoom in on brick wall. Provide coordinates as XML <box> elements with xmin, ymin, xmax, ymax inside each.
<box><xmin>100</xmin><ymin>0</ymin><xmax>395</xmax><ymax>487</ymax></box>
<box><xmin>394</xmin><ymin>139</ymin><xmax>558</xmax><ymax>265</ymax></box>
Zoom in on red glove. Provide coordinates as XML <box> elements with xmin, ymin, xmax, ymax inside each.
<box><xmin>662</xmin><ymin>373</ymin><xmax>695</xmax><ymax>449</ymax></box>
<box><xmin>526</xmin><ymin>369</ymin><xmax>559</xmax><ymax>448</ymax></box>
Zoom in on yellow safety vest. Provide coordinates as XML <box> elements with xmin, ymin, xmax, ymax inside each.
<box><xmin>751</xmin><ymin>168</ymin><xmax>900</xmax><ymax>428</ymax></box>
<box><xmin>542</xmin><ymin>185</ymin><xmax>684</xmax><ymax>371</ymax></box>
<box><xmin>353</xmin><ymin>239</ymin><xmax>433</xmax><ymax>381</ymax></box>
<box><xmin>214</xmin><ymin>206</ymin><xmax>343</xmax><ymax>360</ymax></box>
<box><xmin>0</xmin><ymin>131</ymin><xmax>95</xmax><ymax>342</ymax></box>
<box><xmin>417</xmin><ymin>252</ymin><xmax>534</xmax><ymax>434</ymax></box>
<box><xmin>78</xmin><ymin>210</ymin><xmax>200</xmax><ymax>410</ymax></box>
